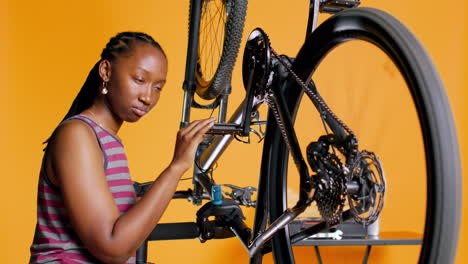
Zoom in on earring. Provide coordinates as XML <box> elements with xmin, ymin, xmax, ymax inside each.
<box><xmin>102</xmin><ymin>81</ymin><xmax>108</xmax><ymax>95</ymax></box>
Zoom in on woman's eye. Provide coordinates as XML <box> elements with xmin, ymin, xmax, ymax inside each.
<box><xmin>153</xmin><ymin>86</ymin><xmax>162</xmax><ymax>91</ymax></box>
<box><xmin>135</xmin><ymin>78</ymin><xmax>144</xmax><ymax>83</ymax></box>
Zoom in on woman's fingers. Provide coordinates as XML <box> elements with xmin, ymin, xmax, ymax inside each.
<box><xmin>180</xmin><ymin>117</ymin><xmax>216</xmax><ymax>135</ymax></box>
<box><xmin>194</xmin><ymin>119</ymin><xmax>215</xmax><ymax>140</ymax></box>
<box><xmin>179</xmin><ymin>120</ymin><xmax>202</xmax><ymax>135</ymax></box>
<box><xmin>185</xmin><ymin>117</ymin><xmax>216</xmax><ymax>139</ymax></box>
<box><xmin>171</xmin><ymin>118</ymin><xmax>216</xmax><ymax>171</ymax></box>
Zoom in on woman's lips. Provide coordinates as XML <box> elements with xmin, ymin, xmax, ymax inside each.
<box><xmin>132</xmin><ymin>107</ymin><xmax>147</xmax><ymax>117</ymax></box>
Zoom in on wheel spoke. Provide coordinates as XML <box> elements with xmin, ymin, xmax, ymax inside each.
<box><xmin>199</xmin><ymin>0</ymin><xmax>228</xmax><ymax>81</ymax></box>
<box><xmin>194</xmin><ymin>0</ymin><xmax>246</xmax><ymax>99</ymax></box>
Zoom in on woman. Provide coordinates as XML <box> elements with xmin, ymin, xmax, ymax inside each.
<box><xmin>30</xmin><ymin>32</ymin><xmax>215</xmax><ymax>264</ymax></box>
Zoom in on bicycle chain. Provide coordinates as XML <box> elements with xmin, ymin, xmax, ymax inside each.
<box><xmin>262</xmin><ymin>45</ymin><xmax>355</xmax><ymax>224</ymax></box>
<box><xmin>265</xmin><ymin>90</ymin><xmax>344</xmax><ymax>225</ymax></box>
<box><xmin>265</xmin><ymin>92</ymin><xmax>294</xmax><ymax>153</ymax></box>
<box><xmin>269</xmin><ymin>48</ymin><xmax>356</xmax><ymax>139</ymax></box>
<box><xmin>263</xmin><ymin>43</ymin><xmax>385</xmax><ymax>226</ymax></box>
<box><xmin>264</xmin><ymin>72</ymin><xmax>347</xmax><ymax>225</ymax></box>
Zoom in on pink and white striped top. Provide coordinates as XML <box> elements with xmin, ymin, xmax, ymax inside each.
<box><xmin>30</xmin><ymin>115</ymin><xmax>137</xmax><ymax>264</ymax></box>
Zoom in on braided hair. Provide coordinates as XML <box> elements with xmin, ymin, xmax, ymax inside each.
<box><xmin>44</xmin><ymin>32</ymin><xmax>166</xmax><ymax>144</ymax></box>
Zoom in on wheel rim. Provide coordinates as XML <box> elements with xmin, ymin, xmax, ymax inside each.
<box><xmin>198</xmin><ymin>0</ymin><xmax>228</xmax><ymax>88</ymax></box>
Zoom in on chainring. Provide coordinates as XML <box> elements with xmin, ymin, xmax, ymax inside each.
<box><xmin>242</xmin><ymin>28</ymin><xmax>271</xmax><ymax>97</ymax></box>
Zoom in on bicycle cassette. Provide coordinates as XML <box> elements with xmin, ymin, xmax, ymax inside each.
<box><xmin>242</xmin><ymin>28</ymin><xmax>271</xmax><ymax>97</ymax></box>
<box><xmin>311</xmin><ymin>153</ymin><xmax>347</xmax><ymax>225</ymax></box>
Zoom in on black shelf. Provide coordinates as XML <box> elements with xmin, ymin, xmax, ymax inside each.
<box><xmin>295</xmin><ymin>231</ymin><xmax>422</xmax><ymax>246</ymax></box>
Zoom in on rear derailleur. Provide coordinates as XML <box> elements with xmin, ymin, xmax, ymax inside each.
<box><xmin>306</xmin><ymin>134</ymin><xmax>385</xmax><ymax>226</ymax></box>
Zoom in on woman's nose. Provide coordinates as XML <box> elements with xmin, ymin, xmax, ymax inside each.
<box><xmin>139</xmin><ymin>85</ymin><xmax>152</xmax><ymax>105</ymax></box>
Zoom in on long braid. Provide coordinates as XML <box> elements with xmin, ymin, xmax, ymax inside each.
<box><xmin>44</xmin><ymin>32</ymin><xmax>166</xmax><ymax>144</ymax></box>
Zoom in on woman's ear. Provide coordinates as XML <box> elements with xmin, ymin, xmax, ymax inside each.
<box><xmin>98</xmin><ymin>60</ymin><xmax>111</xmax><ymax>82</ymax></box>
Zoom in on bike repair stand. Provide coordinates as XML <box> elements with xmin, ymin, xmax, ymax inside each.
<box><xmin>135</xmin><ymin>185</ymin><xmax>250</xmax><ymax>264</ymax></box>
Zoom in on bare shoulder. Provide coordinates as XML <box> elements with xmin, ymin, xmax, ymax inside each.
<box><xmin>47</xmin><ymin>118</ymin><xmax>104</xmax><ymax>185</ymax></box>
<box><xmin>48</xmin><ymin>119</ymin><xmax>99</xmax><ymax>154</ymax></box>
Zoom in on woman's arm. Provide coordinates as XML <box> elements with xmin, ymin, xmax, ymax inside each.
<box><xmin>48</xmin><ymin>117</ymin><xmax>215</xmax><ymax>264</ymax></box>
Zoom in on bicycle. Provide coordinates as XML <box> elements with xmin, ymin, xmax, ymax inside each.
<box><xmin>135</xmin><ymin>0</ymin><xmax>461</xmax><ymax>263</ymax></box>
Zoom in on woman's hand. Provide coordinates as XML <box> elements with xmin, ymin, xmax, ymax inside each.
<box><xmin>170</xmin><ymin>117</ymin><xmax>216</xmax><ymax>172</ymax></box>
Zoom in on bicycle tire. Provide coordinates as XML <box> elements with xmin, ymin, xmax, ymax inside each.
<box><xmin>191</xmin><ymin>0</ymin><xmax>247</xmax><ymax>100</ymax></box>
<box><xmin>264</xmin><ymin>7</ymin><xmax>460</xmax><ymax>263</ymax></box>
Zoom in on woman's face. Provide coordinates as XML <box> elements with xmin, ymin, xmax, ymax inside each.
<box><xmin>104</xmin><ymin>42</ymin><xmax>168</xmax><ymax>123</ymax></box>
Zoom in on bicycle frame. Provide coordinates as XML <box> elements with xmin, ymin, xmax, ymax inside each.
<box><xmin>178</xmin><ymin>0</ymin><xmax>363</xmax><ymax>257</ymax></box>
<box><xmin>136</xmin><ymin>0</ymin><xmax>364</xmax><ymax>262</ymax></box>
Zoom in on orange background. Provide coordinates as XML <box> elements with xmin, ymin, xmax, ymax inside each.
<box><xmin>0</xmin><ymin>0</ymin><xmax>466</xmax><ymax>263</ymax></box>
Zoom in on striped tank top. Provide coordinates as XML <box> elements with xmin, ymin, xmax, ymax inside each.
<box><xmin>30</xmin><ymin>115</ymin><xmax>137</xmax><ymax>264</ymax></box>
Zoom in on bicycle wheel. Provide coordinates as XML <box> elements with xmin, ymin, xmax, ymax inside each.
<box><xmin>264</xmin><ymin>7</ymin><xmax>460</xmax><ymax>263</ymax></box>
<box><xmin>191</xmin><ymin>0</ymin><xmax>247</xmax><ymax>100</ymax></box>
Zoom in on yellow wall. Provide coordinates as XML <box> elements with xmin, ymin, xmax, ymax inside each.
<box><xmin>1</xmin><ymin>0</ymin><xmax>466</xmax><ymax>263</ymax></box>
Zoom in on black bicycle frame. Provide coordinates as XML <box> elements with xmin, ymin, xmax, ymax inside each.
<box><xmin>137</xmin><ymin>0</ymin><xmax>361</xmax><ymax>262</ymax></box>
